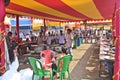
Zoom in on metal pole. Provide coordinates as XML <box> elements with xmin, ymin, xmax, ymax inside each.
<box><xmin>16</xmin><ymin>15</ymin><xmax>20</xmax><ymax>41</ymax></box>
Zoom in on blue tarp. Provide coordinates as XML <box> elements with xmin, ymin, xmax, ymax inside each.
<box><xmin>11</xmin><ymin>19</ymin><xmax>32</xmax><ymax>30</ymax></box>
<box><xmin>11</xmin><ymin>19</ymin><xmax>31</xmax><ymax>26</ymax></box>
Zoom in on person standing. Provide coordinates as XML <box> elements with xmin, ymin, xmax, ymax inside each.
<box><xmin>58</xmin><ymin>30</ymin><xmax>65</xmax><ymax>45</ymax></box>
<box><xmin>65</xmin><ymin>29</ymin><xmax>73</xmax><ymax>55</ymax></box>
<box><xmin>29</xmin><ymin>31</ymin><xmax>35</xmax><ymax>38</ymax></box>
<box><xmin>6</xmin><ymin>32</ymin><xmax>12</xmax><ymax>49</ymax></box>
<box><xmin>46</xmin><ymin>32</ymin><xmax>52</xmax><ymax>45</ymax></box>
<box><xmin>5</xmin><ymin>32</ymin><xmax>14</xmax><ymax>63</ymax></box>
<box><xmin>37</xmin><ymin>32</ymin><xmax>43</xmax><ymax>45</ymax></box>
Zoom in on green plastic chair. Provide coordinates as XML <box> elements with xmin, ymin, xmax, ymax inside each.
<box><xmin>28</xmin><ymin>57</ymin><xmax>52</xmax><ymax>80</ymax></box>
<box><xmin>52</xmin><ymin>55</ymin><xmax>72</xmax><ymax>80</ymax></box>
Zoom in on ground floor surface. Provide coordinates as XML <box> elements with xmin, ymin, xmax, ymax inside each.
<box><xmin>1</xmin><ymin>43</ymin><xmax>112</xmax><ymax>80</ymax></box>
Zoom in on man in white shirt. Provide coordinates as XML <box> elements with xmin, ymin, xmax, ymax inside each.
<box><xmin>58</xmin><ymin>30</ymin><xmax>65</xmax><ymax>45</ymax></box>
<box><xmin>65</xmin><ymin>29</ymin><xmax>73</xmax><ymax>55</ymax></box>
<box><xmin>29</xmin><ymin>31</ymin><xmax>35</xmax><ymax>38</ymax></box>
<box><xmin>46</xmin><ymin>32</ymin><xmax>52</xmax><ymax>45</ymax></box>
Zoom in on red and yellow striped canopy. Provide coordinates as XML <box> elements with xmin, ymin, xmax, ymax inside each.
<box><xmin>6</xmin><ymin>0</ymin><xmax>115</xmax><ymax>21</ymax></box>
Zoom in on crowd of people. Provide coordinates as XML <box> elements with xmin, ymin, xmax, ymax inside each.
<box><xmin>1</xmin><ymin>25</ymin><xmax>114</xmax><ymax>80</ymax></box>
<box><xmin>4</xmin><ymin>27</ymin><xmax>112</xmax><ymax>63</ymax></box>
<box><xmin>19</xmin><ymin>29</ymin><xmax>73</xmax><ymax>54</ymax></box>
<box><xmin>4</xmin><ymin>28</ymin><xmax>73</xmax><ymax>68</ymax></box>
<box><xmin>3</xmin><ymin>28</ymin><xmax>74</xmax><ymax>79</ymax></box>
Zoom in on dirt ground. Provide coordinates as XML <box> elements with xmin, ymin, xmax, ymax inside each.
<box><xmin>70</xmin><ymin>44</ymin><xmax>99</xmax><ymax>80</ymax></box>
<box><xmin>18</xmin><ymin>44</ymin><xmax>100</xmax><ymax>80</ymax></box>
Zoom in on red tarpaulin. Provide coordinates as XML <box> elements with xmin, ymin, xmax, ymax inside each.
<box><xmin>113</xmin><ymin>0</ymin><xmax>120</xmax><ymax>80</ymax></box>
<box><xmin>6</xmin><ymin>0</ymin><xmax>115</xmax><ymax>21</ymax></box>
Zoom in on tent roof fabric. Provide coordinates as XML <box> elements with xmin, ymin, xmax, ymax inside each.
<box><xmin>6</xmin><ymin>0</ymin><xmax>115</xmax><ymax>21</ymax></box>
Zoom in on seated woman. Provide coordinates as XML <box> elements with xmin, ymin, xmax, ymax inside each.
<box><xmin>51</xmin><ymin>47</ymin><xmax>68</xmax><ymax>79</ymax></box>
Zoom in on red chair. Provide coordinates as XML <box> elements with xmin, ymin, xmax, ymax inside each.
<box><xmin>40</xmin><ymin>50</ymin><xmax>55</xmax><ymax>69</ymax></box>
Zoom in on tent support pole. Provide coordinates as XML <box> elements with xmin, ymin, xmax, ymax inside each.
<box><xmin>113</xmin><ymin>0</ymin><xmax>120</xmax><ymax>80</ymax></box>
<box><xmin>0</xmin><ymin>0</ymin><xmax>6</xmax><ymax>75</ymax></box>
<box><xmin>43</xmin><ymin>18</ymin><xmax>46</xmax><ymax>38</ymax></box>
<box><xmin>16</xmin><ymin>15</ymin><xmax>20</xmax><ymax>41</ymax></box>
